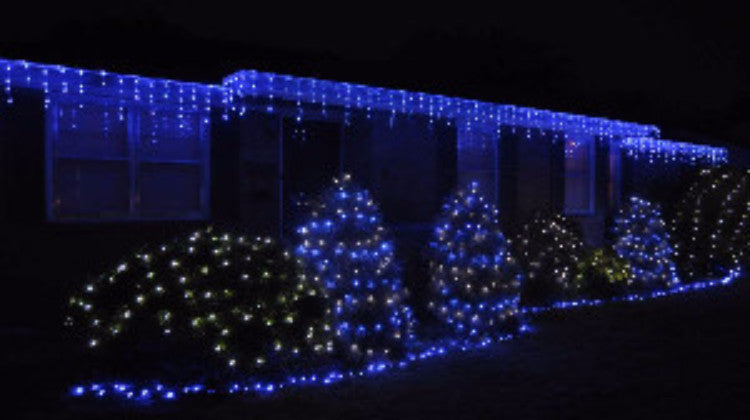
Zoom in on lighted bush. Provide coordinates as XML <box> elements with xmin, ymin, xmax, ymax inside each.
<box><xmin>613</xmin><ymin>196</ymin><xmax>679</xmax><ymax>289</ymax></box>
<box><xmin>573</xmin><ymin>249</ymin><xmax>632</xmax><ymax>299</ymax></box>
<box><xmin>514</xmin><ymin>213</ymin><xmax>584</xmax><ymax>306</ymax></box>
<box><xmin>671</xmin><ymin>168</ymin><xmax>750</xmax><ymax>282</ymax></box>
<box><xmin>427</xmin><ymin>181</ymin><xmax>523</xmax><ymax>340</ymax></box>
<box><xmin>66</xmin><ymin>228</ymin><xmax>329</xmax><ymax>377</ymax></box>
<box><xmin>294</xmin><ymin>174</ymin><xmax>415</xmax><ymax>364</ymax></box>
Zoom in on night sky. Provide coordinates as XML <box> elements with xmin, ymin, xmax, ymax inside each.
<box><xmin>2</xmin><ymin>1</ymin><xmax>748</xmax><ymax>147</ymax></box>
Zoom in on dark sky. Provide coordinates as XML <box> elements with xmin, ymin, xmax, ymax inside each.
<box><xmin>1</xmin><ymin>1</ymin><xmax>748</xmax><ymax>147</ymax></box>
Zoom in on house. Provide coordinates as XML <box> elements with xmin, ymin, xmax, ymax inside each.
<box><xmin>0</xmin><ymin>57</ymin><xmax>733</xmax><ymax>326</ymax></box>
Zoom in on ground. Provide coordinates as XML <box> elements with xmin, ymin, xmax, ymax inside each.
<box><xmin>5</xmin><ymin>279</ymin><xmax>750</xmax><ymax>419</ymax></box>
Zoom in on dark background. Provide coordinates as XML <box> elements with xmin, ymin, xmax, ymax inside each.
<box><xmin>1</xmin><ymin>0</ymin><xmax>748</xmax><ymax>148</ymax></box>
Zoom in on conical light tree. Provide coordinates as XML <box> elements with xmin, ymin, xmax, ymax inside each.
<box><xmin>67</xmin><ymin>228</ymin><xmax>330</xmax><ymax>376</ymax></box>
<box><xmin>612</xmin><ymin>197</ymin><xmax>679</xmax><ymax>289</ymax></box>
<box><xmin>671</xmin><ymin>168</ymin><xmax>750</xmax><ymax>282</ymax></box>
<box><xmin>515</xmin><ymin>213</ymin><xmax>584</xmax><ymax>305</ymax></box>
<box><xmin>294</xmin><ymin>174</ymin><xmax>414</xmax><ymax>363</ymax></box>
<box><xmin>428</xmin><ymin>181</ymin><xmax>523</xmax><ymax>340</ymax></box>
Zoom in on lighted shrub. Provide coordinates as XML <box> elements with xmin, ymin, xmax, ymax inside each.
<box><xmin>573</xmin><ymin>249</ymin><xmax>632</xmax><ymax>299</ymax></box>
<box><xmin>514</xmin><ymin>213</ymin><xmax>584</xmax><ymax>306</ymax></box>
<box><xmin>613</xmin><ymin>196</ymin><xmax>679</xmax><ymax>289</ymax></box>
<box><xmin>67</xmin><ymin>228</ymin><xmax>329</xmax><ymax>377</ymax></box>
<box><xmin>671</xmin><ymin>168</ymin><xmax>750</xmax><ymax>282</ymax></box>
<box><xmin>427</xmin><ymin>181</ymin><xmax>523</xmax><ymax>340</ymax></box>
<box><xmin>294</xmin><ymin>174</ymin><xmax>415</xmax><ymax>364</ymax></box>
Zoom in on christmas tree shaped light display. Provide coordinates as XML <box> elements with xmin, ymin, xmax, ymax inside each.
<box><xmin>612</xmin><ymin>197</ymin><xmax>679</xmax><ymax>289</ymax></box>
<box><xmin>294</xmin><ymin>174</ymin><xmax>415</xmax><ymax>364</ymax></box>
<box><xmin>67</xmin><ymin>228</ymin><xmax>330</xmax><ymax>376</ymax></box>
<box><xmin>515</xmin><ymin>213</ymin><xmax>584</xmax><ymax>306</ymax></box>
<box><xmin>671</xmin><ymin>168</ymin><xmax>750</xmax><ymax>282</ymax></box>
<box><xmin>428</xmin><ymin>181</ymin><xmax>523</xmax><ymax>340</ymax></box>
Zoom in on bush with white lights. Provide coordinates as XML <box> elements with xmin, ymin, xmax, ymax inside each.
<box><xmin>427</xmin><ymin>181</ymin><xmax>523</xmax><ymax>340</ymax></box>
<box><xmin>613</xmin><ymin>196</ymin><xmax>679</xmax><ymax>289</ymax></box>
<box><xmin>671</xmin><ymin>168</ymin><xmax>750</xmax><ymax>282</ymax></box>
<box><xmin>514</xmin><ymin>213</ymin><xmax>584</xmax><ymax>305</ymax></box>
<box><xmin>294</xmin><ymin>174</ymin><xmax>415</xmax><ymax>364</ymax></box>
<box><xmin>67</xmin><ymin>228</ymin><xmax>329</xmax><ymax>377</ymax></box>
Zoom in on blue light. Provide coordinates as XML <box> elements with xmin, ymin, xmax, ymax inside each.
<box><xmin>621</xmin><ymin>137</ymin><xmax>727</xmax><ymax>165</ymax></box>
<box><xmin>224</xmin><ymin>69</ymin><xmax>659</xmax><ymax>139</ymax></box>
<box><xmin>66</xmin><ymin>266</ymin><xmax>736</xmax><ymax>402</ymax></box>
<box><xmin>0</xmin><ymin>57</ymin><xmax>728</xmax><ymax>166</ymax></box>
<box><xmin>294</xmin><ymin>174</ymin><xmax>415</xmax><ymax>363</ymax></box>
<box><xmin>428</xmin><ymin>181</ymin><xmax>523</xmax><ymax>341</ymax></box>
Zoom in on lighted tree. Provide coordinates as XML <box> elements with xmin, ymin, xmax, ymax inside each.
<box><xmin>514</xmin><ymin>213</ymin><xmax>584</xmax><ymax>306</ymax></box>
<box><xmin>427</xmin><ymin>181</ymin><xmax>523</xmax><ymax>340</ymax></box>
<box><xmin>294</xmin><ymin>174</ymin><xmax>414</xmax><ymax>363</ymax></box>
<box><xmin>671</xmin><ymin>168</ymin><xmax>750</xmax><ymax>282</ymax></box>
<box><xmin>573</xmin><ymin>249</ymin><xmax>632</xmax><ymax>298</ymax></box>
<box><xmin>67</xmin><ymin>228</ymin><xmax>329</xmax><ymax>376</ymax></box>
<box><xmin>612</xmin><ymin>196</ymin><xmax>679</xmax><ymax>289</ymax></box>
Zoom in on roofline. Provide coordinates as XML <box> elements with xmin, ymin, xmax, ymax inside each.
<box><xmin>0</xmin><ymin>56</ymin><xmax>730</xmax><ymax>163</ymax></box>
<box><xmin>223</xmin><ymin>69</ymin><xmax>660</xmax><ymax>139</ymax></box>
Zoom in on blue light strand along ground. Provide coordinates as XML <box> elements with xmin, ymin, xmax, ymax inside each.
<box><xmin>68</xmin><ymin>266</ymin><xmax>740</xmax><ymax>403</ymax></box>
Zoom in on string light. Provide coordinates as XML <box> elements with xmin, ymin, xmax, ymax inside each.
<box><xmin>294</xmin><ymin>174</ymin><xmax>416</xmax><ymax>364</ymax></box>
<box><xmin>573</xmin><ymin>249</ymin><xmax>633</xmax><ymax>298</ymax></box>
<box><xmin>0</xmin><ymin>58</ymin><xmax>224</xmax><ymax>123</ymax></box>
<box><xmin>67</xmin><ymin>228</ymin><xmax>331</xmax><ymax>373</ymax></box>
<box><xmin>613</xmin><ymin>197</ymin><xmax>680</xmax><ymax>289</ymax></box>
<box><xmin>672</xmin><ymin>168</ymin><xmax>750</xmax><ymax>282</ymax></box>
<box><xmin>621</xmin><ymin>137</ymin><xmax>727</xmax><ymax>166</ymax></box>
<box><xmin>224</xmin><ymin>69</ymin><xmax>659</xmax><ymax>138</ymax></box>
<box><xmin>514</xmin><ymin>213</ymin><xmax>584</xmax><ymax>306</ymax></box>
<box><xmin>1</xmin><ymin>57</ymin><xmax>729</xmax><ymax>166</ymax></box>
<box><xmin>428</xmin><ymin>181</ymin><xmax>523</xmax><ymax>341</ymax></box>
<box><xmin>68</xmin><ymin>266</ymin><xmax>740</xmax><ymax>402</ymax></box>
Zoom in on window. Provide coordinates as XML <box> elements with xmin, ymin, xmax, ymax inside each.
<box><xmin>564</xmin><ymin>135</ymin><xmax>595</xmax><ymax>215</ymax></box>
<box><xmin>46</xmin><ymin>97</ymin><xmax>209</xmax><ymax>221</ymax></box>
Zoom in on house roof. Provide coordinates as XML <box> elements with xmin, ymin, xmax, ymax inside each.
<box><xmin>223</xmin><ymin>69</ymin><xmax>659</xmax><ymax>139</ymax></box>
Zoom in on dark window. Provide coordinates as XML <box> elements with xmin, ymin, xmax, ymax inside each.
<box><xmin>281</xmin><ymin>118</ymin><xmax>341</xmax><ymax>235</ymax></box>
<box><xmin>564</xmin><ymin>136</ymin><xmax>595</xmax><ymax>215</ymax></box>
<box><xmin>47</xmin><ymin>97</ymin><xmax>209</xmax><ymax>221</ymax></box>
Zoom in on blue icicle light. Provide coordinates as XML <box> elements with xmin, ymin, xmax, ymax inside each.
<box><xmin>428</xmin><ymin>181</ymin><xmax>523</xmax><ymax>340</ymax></box>
<box><xmin>294</xmin><ymin>174</ymin><xmax>415</xmax><ymax>363</ymax></box>
<box><xmin>613</xmin><ymin>197</ymin><xmax>680</xmax><ymax>288</ymax></box>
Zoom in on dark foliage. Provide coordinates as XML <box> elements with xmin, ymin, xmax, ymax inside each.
<box><xmin>66</xmin><ymin>227</ymin><xmax>328</xmax><ymax>380</ymax></box>
<box><xmin>671</xmin><ymin>168</ymin><xmax>750</xmax><ymax>282</ymax></box>
<box><xmin>514</xmin><ymin>213</ymin><xmax>584</xmax><ymax>306</ymax></box>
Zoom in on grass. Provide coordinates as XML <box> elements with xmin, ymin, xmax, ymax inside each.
<box><xmin>5</xmin><ymin>278</ymin><xmax>749</xmax><ymax>419</ymax></box>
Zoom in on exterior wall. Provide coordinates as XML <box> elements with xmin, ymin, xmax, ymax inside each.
<box><xmin>234</xmin><ymin>99</ymin><xmax>457</xmax><ymax>236</ymax></box>
<box><xmin>620</xmin><ymin>153</ymin><xmax>698</xmax><ymax>217</ymax></box>
<box><xmin>0</xmin><ymin>71</ymin><xmax>735</xmax><ymax>330</ymax></box>
<box><xmin>497</xmin><ymin>128</ymin><xmax>565</xmax><ymax>231</ymax></box>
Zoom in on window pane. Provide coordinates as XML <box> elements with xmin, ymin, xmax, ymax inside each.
<box><xmin>139</xmin><ymin>109</ymin><xmax>202</xmax><ymax>161</ymax></box>
<box><xmin>57</xmin><ymin>103</ymin><xmax>128</xmax><ymax>158</ymax></box>
<box><xmin>48</xmin><ymin>98</ymin><xmax>209</xmax><ymax>222</ymax></box>
<box><xmin>138</xmin><ymin>163</ymin><xmax>202</xmax><ymax>218</ymax></box>
<box><xmin>53</xmin><ymin>160</ymin><xmax>130</xmax><ymax>218</ymax></box>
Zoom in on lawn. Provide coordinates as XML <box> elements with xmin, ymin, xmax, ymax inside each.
<box><xmin>6</xmin><ymin>278</ymin><xmax>749</xmax><ymax>419</ymax></box>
